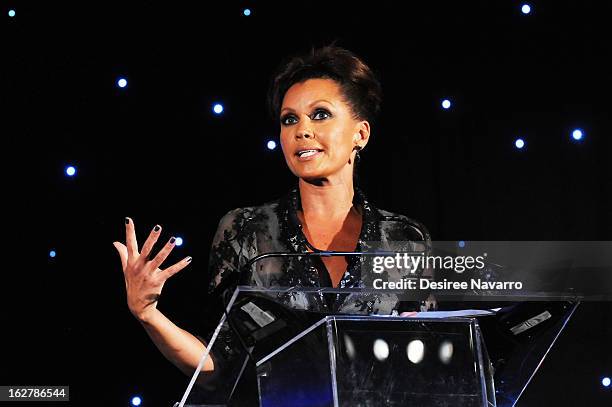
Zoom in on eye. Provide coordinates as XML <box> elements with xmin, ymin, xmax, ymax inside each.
<box><xmin>312</xmin><ymin>108</ymin><xmax>331</xmax><ymax>120</ymax></box>
<box><xmin>280</xmin><ymin>114</ymin><xmax>298</xmax><ymax>126</ymax></box>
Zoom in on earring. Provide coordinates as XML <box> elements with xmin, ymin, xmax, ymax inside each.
<box><xmin>351</xmin><ymin>145</ymin><xmax>362</xmax><ymax>164</ymax></box>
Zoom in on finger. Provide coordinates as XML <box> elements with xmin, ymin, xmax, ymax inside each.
<box><xmin>161</xmin><ymin>256</ymin><xmax>193</xmax><ymax>280</ymax></box>
<box><xmin>140</xmin><ymin>224</ymin><xmax>162</xmax><ymax>260</ymax></box>
<box><xmin>125</xmin><ymin>217</ymin><xmax>139</xmax><ymax>259</ymax></box>
<box><xmin>113</xmin><ymin>241</ymin><xmax>128</xmax><ymax>270</ymax></box>
<box><xmin>148</xmin><ymin>236</ymin><xmax>177</xmax><ymax>271</ymax></box>
<box><xmin>400</xmin><ymin>311</ymin><xmax>418</xmax><ymax>317</ymax></box>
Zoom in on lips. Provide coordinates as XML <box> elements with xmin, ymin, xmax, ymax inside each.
<box><xmin>295</xmin><ymin>148</ymin><xmax>323</xmax><ymax>161</ymax></box>
<box><xmin>297</xmin><ymin>149</ymin><xmax>320</xmax><ymax>157</ymax></box>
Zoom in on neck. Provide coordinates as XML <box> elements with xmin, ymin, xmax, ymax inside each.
<box><xmin>298</xmin><ymin>177</ymin><xmax>355</xmax><ymax>220</ymax></box>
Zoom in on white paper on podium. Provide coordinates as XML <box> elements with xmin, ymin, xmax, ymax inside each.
<box><xmin>413</xmin><ymin>309</ymin><xmax>499</xmax><ymax>318</ymax></box>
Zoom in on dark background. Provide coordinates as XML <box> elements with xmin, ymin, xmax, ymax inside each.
<box><xmin>2</xmin><ymin>0</ymin><xmax>611</xmax><ymax>405</ymax></box>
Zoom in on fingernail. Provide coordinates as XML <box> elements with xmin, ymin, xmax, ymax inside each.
<box><xmin>169</xmin><ymin>237</ymin><xmax>176</xmax><ymax>244</ymax></box>
<box><xmin>185</xmin><ymin>256</ymin><xmax>192</xmax><ymax>263</ymax></box>
<box><xmin>153</xmin><ymin>225</ymin><xmax>160</xmax><ymax>232</ymax></box>
<box><xmin>125</xmin><ymin>217</ymin><xmax>130</xmax><ymax>224</ymax></box>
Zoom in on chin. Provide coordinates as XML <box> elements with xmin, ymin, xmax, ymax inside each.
<box><xmin>291</xmin><ymin>165</ymin><xmax>325</xmax><ymax>180</ymax></box>
<box><xmin>297</xmin><ymin>172</ymin><xmax>325</xmax><ymax>181</ymax></box>
<box><xmin>290</xmin><ymin>167</ymin><xmax>323</xmax><ymax>180</ymax></box>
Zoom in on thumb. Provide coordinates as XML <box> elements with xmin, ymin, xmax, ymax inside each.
<box><xmin>113</xmin><ymin>241</ymin><xmax>128</xmax><ymax>271</ymax></box>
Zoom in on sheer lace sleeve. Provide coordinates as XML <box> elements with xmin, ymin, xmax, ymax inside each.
<box><xmin>207</xmin><ymin>208</ymin><xmax>251</xmax><ymax>295</ymax></box>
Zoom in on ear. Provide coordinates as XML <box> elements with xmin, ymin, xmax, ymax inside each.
<box><xmin>353</xmin><ymin>120</ymin><xmax>371</xmax><ymax>150</ymax></box>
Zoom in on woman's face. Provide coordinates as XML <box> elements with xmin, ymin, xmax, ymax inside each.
<box><xmin>279</xmin><ymin>78</ymin><xmax>369</xmax><ymax>183</ymax></box>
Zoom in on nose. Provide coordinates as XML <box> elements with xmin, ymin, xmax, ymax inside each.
<box><xmin>296</xmin><ymin>120</ymin><xmax>314</xmax><ymax>139</ymax></box>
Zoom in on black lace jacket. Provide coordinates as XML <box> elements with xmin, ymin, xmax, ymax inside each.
<box><xmin>207</xmin><ymin>187</ymin><xmax>433</xmax><ymax>315</ymax></box>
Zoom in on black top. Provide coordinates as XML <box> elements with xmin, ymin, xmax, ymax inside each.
<box><xmin>207</xmin><ymin>186</ymin><xmax>432</xmax><ymax>314</ymax></box>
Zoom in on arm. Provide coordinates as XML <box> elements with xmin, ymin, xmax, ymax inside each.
<box><xmin>113</xmin><ymin>218</ymin><xmax>214</xmax><ymax>375</ymax></box>
<box><xmin>138</xmin><ymin>308</ymin><xmax>213</xmax><ymax>375</ymax></box>
<box><xmin>115</xmin><ymin>209</ymin><xmax>247</xmax><ymax>377</ymax></box>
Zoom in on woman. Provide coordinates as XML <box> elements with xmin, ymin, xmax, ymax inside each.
<box><xmin>113</xmin><ymin>45</ymin><xmax>430</xmax><ymax>379</ymax></box>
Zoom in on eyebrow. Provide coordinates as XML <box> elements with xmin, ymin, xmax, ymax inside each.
<box><xmin>280</xmin><ymin>99</ymin><xmax>334</xmax><ymax>115</ymax></box>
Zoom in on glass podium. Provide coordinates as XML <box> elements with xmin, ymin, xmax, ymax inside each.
<box><xmin>175</xmin><ymin>287</ymin><xmax>579</xmax><ymax>407</ymax></box>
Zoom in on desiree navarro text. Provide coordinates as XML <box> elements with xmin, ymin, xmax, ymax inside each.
<box><xmin>372</xmin><ymin>278</ymin><xmax>523</xmax><ymax>290</ymax></box>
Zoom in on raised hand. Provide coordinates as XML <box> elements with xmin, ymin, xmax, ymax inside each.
<box><xmin>113</xmin><ymin>217</ymin><xmax>192</xmax><ymax>322</ymax></box>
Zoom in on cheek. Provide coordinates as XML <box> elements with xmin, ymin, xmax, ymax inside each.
<box><xmin>279</xmin><ymin>134</ymin><xmax>295</xmax><ymax>163</ymax></box>
<box><xmin>279</xmin><ymin>126</ymin><xmax>294</xmax><ymax>144</ymax></box>
<box><xmin>326</xmin><ymin>130</ymin><xmax>354</xmax><ymax>158</ymax></box>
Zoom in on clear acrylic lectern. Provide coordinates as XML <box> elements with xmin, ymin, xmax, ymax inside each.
<box><xmin>176</xmin><ymin>287</ymin><xmax>578</xmax><ymax>407</ymax></box>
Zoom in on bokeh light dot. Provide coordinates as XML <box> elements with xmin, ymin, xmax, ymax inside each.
<box><xmin>65</xmin><ymin>166</ymin><xmax>77</xmax><ymax>176</ymax></box>
<box><xmin>373</xmin><ymin>339</ymin><xmax>389</xmax><ymax>361</ymax></box>
<box><xmin>439</xmin><ymin>340</ymin><xmax>454</xmax><ymax>364</ymax></box>
<box><xmin>344</xmin><ymin>335</ymin><xmax>356</xmax><ymax>360</ymax></box>
<box><xmin>407</xmin><ymin>340</ymin><xmax>425</xmax><ymax>364</ymax></box>
<box><xmin>515</xmin><ymin>138</ymin><xmax>525</xmax><ymax>149</ymax></box>
<box><xmin>213</xmin><ymin>103</ymin><xmax>224</xmax><ymax>114</ymax></box>
<box><xmin>572</xmin><ymin>129</ymin><xmax>583</xmax><ymax>141</ymax></box>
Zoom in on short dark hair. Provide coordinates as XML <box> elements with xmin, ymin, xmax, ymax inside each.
<box><xmin>267</xmin><ymin>45</ymin><xmax>383</xmax><ymax>124</ymax></box>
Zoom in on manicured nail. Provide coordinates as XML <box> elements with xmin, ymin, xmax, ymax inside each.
<box><xmin>125</xmin><ymin>217</ymin><xmax>130</xmax><ymax>224</ymax></box>
<box><xmin>185</xmin><ymin>256</ymin><xmax>192</xmax><ymax>263</ymax></box>
<box><xmin>153</xmin><ymin>225</ymin><xmax>160</xmax><ymax>232</ymax></box>
<box><xmin>169</xmin><ymin>237</ymin><xmax>176</xmax><ymax>244</ymax></box>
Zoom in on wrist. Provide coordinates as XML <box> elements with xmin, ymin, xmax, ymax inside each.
<box><xmin>132</xmin><ymin>306</ymin><xmax>159</xmax><ymax>324</ymax></box>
